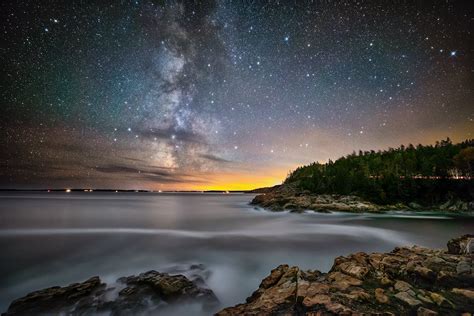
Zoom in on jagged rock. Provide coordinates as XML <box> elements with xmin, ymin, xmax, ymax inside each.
<box><xmin>4</xmin><ymin>276</ymin><xmax>104</xmax><ymax>315</ymax></box>
<box><xmin>217</xmin><ymin>235</ymin><xmax>474</xmax><ymax>315</ymax></box>
<box><xmin>4</xmin><ymin>270</ymin><xmax>218</xmax><ymax>316</ymax></box>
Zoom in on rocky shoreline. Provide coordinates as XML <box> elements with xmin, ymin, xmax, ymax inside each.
<box><xmin>250</xmin><ymin>185</ymin><xmax>474</xmax><ymax>213</ymax></box>
<box><xmin>219</xmin><ymin>234</ymin><xmax>474</xmax><ymax>315</ymax></box>
<box><xmin>3</xmin><ymin>265</ymin><xmax>218</xmax><ymax>316</ymax></box>
<box><xmin>3</xmin><ymin>235</ymin><xmax>473</xmax><ymax>315</ymax></box>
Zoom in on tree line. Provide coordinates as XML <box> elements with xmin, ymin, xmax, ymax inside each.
<box><xmin>285</xmin><ymin>138</ymin><xmax>474</xmax><ymax>205</ymax></box>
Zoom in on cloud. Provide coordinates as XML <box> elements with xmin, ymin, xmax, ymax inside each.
<box><xmin>95</xmin><ymin>164</ymin><xmax>193</xmax><ymax>183</ymax></box>
<box><xmin>199</xmin><ymin>154</ymin><xmax>232</xmax><ymax>163</ymax></box>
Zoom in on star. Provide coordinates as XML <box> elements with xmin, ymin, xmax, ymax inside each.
<box><xmin>1</xmin><ymin>0</ymin><xmax>472</xmax><ymax>191</ymax></box>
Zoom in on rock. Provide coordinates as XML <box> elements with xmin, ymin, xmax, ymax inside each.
<box><xmin>452</xmin><ymin>288</ymin><xmax>474</xmax><ymax>300</ymax></box>
<box><xmin>336</xmin><ymin>260</ymin><xmax>369</xmax><ymax>279</ymax></box>
<box><xmin>447</xmin><ymin>234</ymin><xmax>474</xmax><ymax>254</ymax></box>
<box><xmin>395</xmin><ymin>291</ymin><xmax>422</xmax><ymax>307</ymax></box>
<box><xmin>417</xmin><ymin>306</ymin><xmax>438</xmax><ymax>315</ymax></box>
<box><xmin>456</xmin><ymin>259</ymin><xmax>472</xmax><ymax>275</ymax></box>
<box><xmin>375</xmin><ymin>288</ymin><xmax>389</xmax><ymax>303</ymax></box>
<box><xmin>414</xmin><ymin>266</ymin><xmax>436</xmax><ymax>281</ymax></box>
<box><xmin>4</xmin><ymin>270</ymin><xmax>218</xmax><ymax>316</ymax></box>
<box><xmin>5</xmin><ymin>276</ymin><xmax>104</xmax><ymax>315</ymax></box>
<box><xmin>409</xmin><ymin>202</ymin><xmax>422</xmax><ymax>209</ymax></box>
<box><xmin>417</xmin><ymin>293</ymin><xmax>433</xmax><ymax>304</ymax></box>
<box><xmin>440</xmin><ymin>200</ymin><xmax>452</xmax><ymax>210</ymax></box>
<box><xmin>327</xmin><ymin>271</ymin><xmax>362</xmax><ymax>290</ymax></box>
<box><xmin>469</xmin><ymin>201</ymin><xmax>474</xmax><ymax>211</ymax></box>
<box><xmin>250</xmin><ymin>188</ymin><xmax>385</xmax><ymax>213</ymax></box>
<box><xmin>394</xmin><ymin>280</ymin><xmax>413</xmax><ymax>292</ymax></box>
<box><xmin>429</xmin><ymin>292</ymin><xmax>452</xmax><ymax>308</ymax></box>
<box><xmin>345</xmin><ymin>288</ymin><xmax>371</xmax><ymax>301</ymax></box>
<box><xmin>251</xmin><ymin>184</ymin><xmax>470</xmax><ymax>214</ymax></box>
<box><xmin>218</xmin><ymin>235</ymin><xmax>474</xmax><ymax>315</ymax></box>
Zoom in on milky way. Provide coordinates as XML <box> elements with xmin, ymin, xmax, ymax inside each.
<box><xmin>1</xmin><ymin>1</ymin><xmax>473</xmax><ymax>190</ymax></box>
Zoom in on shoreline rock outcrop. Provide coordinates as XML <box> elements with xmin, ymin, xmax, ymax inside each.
<box><xmin>3</xmin><ymin>269</ymin><xmax>218</xmax><ymax>316</ymax></box>
<box><xmin>250</xmin><ymin>185</ymin><xmax>473</xmax><ymax>213</ymax></box>
<box><xmin>217</xmin><ymin>234</ymin><xmax>474</xmax><ymax>315</ymax></box>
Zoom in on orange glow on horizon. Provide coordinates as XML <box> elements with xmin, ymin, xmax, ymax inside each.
<box><xmin>149</xmin><ymin>167</ymin><xmax>289</xmax><ymax>191</ymax></box>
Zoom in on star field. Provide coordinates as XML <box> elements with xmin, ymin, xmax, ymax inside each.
<box><xmin>1</xmin><ymin>1</ymin><xmax>473</xmax><ymax>190</ymax></box>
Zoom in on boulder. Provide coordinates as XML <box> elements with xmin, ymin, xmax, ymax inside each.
<box><xmin>447</xmin><ymin>234</ymin><xmax>474</xmax><ymax>254</ymax></box>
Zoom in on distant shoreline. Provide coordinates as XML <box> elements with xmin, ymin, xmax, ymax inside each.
<box><xmin>0</xmin><ymin>189</ymin><xmax>254</xmax><ymax>194</ymax></box>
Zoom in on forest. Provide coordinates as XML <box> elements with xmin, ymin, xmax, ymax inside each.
<box><xmin>285</xmin><ymin>139</ymin><xmax>474</xmax><ymax>205</ymax></box>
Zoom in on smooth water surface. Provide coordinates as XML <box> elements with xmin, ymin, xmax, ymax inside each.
<box><xmin>1</xmin><ymin>192</ymin><xmax>473</xmax><ymax>313</ymax></box>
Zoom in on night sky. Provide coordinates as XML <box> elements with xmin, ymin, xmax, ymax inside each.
<box><xmin>1</xmin><ymin>1</ymin><xmax>473</xmax><ymax>190</ymax></box>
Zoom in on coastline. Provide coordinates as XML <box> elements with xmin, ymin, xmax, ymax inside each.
<box><xmin>4</xmin><ymin>235</ymin><xmax>473</xmax><ymax>315</ymax></box>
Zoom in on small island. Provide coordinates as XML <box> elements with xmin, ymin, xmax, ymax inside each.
<box><xmin>251</xmin><ymin>139</ymin><xmax>474</xmax><ymax>213</ymax></box>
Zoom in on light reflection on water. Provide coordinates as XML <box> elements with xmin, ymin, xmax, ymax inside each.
<box><xmin>1</xmin><ymin>192</ymin><xmax>473</xmax><ymax>313</ymax></box>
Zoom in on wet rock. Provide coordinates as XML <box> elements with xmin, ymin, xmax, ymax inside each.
<box><xmin>4</xmin><ymin>269</ymin><xmax>218</xmax><ymax>316</ymax></box>
<box><xmin>217</xmin><ymin>235</ymin><xmax>474</xmax><ymax>315</ymax></box>
<box><xmin>4</xmin><ymin>276</ymin><xmax>104</xmax><ymax>315</ymax></box>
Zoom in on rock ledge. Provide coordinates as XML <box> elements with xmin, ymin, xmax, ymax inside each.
<box><xmin>217</xmin><ymin>235</ymin><xmax>474</xmax><ymax>315</ymax></box>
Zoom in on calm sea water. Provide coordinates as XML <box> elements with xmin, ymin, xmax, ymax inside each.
<box><xmin>1</xmin><ymin>192</ymin><xmax>473</xmax><ymax>314</ymax></box>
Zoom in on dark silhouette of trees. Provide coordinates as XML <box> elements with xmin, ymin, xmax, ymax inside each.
<box><xmin>285</xmin><ymin>139</ymin><xmax>474</xmax><ymax>205</ymax></box>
